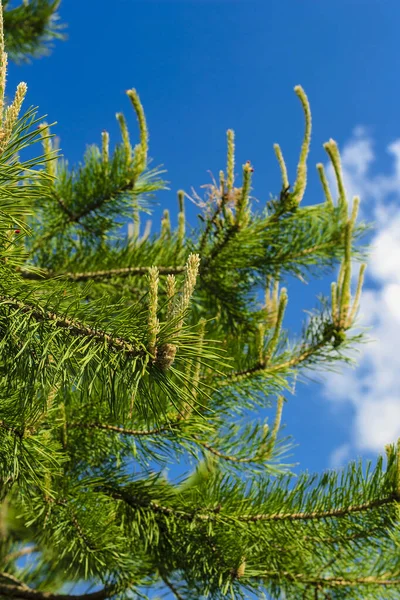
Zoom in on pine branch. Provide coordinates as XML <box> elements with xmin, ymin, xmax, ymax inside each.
<box><xmin>234</xmin><ymin>495</ymin><xmax>398</xmax><ymax>523</ymax></box>
<box><xmin>63</xmin><ymin>180</ymin><xmax>136</xmax><ymax>226</ymax></box>
<box><xmin>301</xmin><ymin>526</ymin><xmax>384</xmax><ymax>547</ymax></box>
<box><xmin>3</xmin><ymin>545</ymin><xmax>38</xmax><ymax>563</ymax></box>
<box><xmin>0</xmin><ymin>34</ymin><xmax>385</xmax><ymax>596</ymax></box>
<box><xmin>18</xmin><ymin>265</ymin><xmax>186</xmax><ymax>282</ymax></box>
<box><xmin>0</xmin><ymin>582</ymin><xmax>117</xmax><ymax>600</ymax></box>
<box><xmin>160</xmin><ymin>575</ymin><xmax>185</xmax><ymax>600</ymax></box>
<box><xmin>51</xmin><ymin>189</ymin><xmax>76</xmax><ymax>221</ymax></box>
<box><xmin>203</xmin><ymin>222</ymin><xmax>239</xmax><ymax>265</ymax></box>
<box><xmin>0</xmin><ymin>419</ymin><xmax>27</xmax><ymax>438</ymax></box>
<box><xmin>3</xmin><ymin>0</ymin><xmax>65</xmax><ymax>63</ymax></box>
<box><xmin>101</xmin><ymin>486</ymin><xmax>220</xmax><ymax>521</ymax></box>
<box><xmin>0</xmin><ymin>572</ymin><xmax>31</xmax><ymax>590</ymax></box>
<box><xmin>262</xmin><ymin>571</ymin><xmax>400</xmax><ymax>588</ymax></box>
<box><xmin>197</xmin><ymin>198</ymin><xmax>225</xmax><ymax>256</ymax></box>
<box><xmin>69</xmin><ymin>421</ymin><xmax>183</xmax><ymax>437</ymax></box>
<box><xmin>101</xmin><ymin>486</ymin><xmax>398</xmax><ymax>524</ymax></box>
<box><xmin>216</xmin><ymin>340</ymin><xmax>327</xmax><ymax>385</ymax></box>
<box><xmin>196</xmin><ymin>439</ymin><xmax>264</xmax><ymax>464</ymax></box>
<box><xmin>69</xmin><ymin>421</ymin><xmax>268</xmax><ymax>465</ymax></box>
<box><xmin>0</xmin><ymin>294</ymin><xmax>146</xmax><ymax>357</ymax></box>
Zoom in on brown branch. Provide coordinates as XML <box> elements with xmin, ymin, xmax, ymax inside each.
<box><xmin>58</xmin><ymin>501</ymin><xmax>95</xmax><ymax>551</ymax></box>
<box><xmin>235</xmin><ymin>495</ymin><xmax>396</xmax><ymax>523</ymax></box>
<box><xmin>52</xmin><ymin>190</ymin><xmax>77</xmax><ymax>222</ymax></box>
<box><xmin>104</xmin><ymin>486</ymin><xmax>397</xmax><ymax>525</ymax></box>
<box><xmin>0</xmin><ymin>582</ymin><xmax>116</xmax><ymax>600</ymax></box>
<box><xmin>311</xmin><ymin>575</ymin><xmax>400</xmax><ymax>587</ymax></box>
<box><xmin>70</xmin><ymin>180</ymin><xmax>135</xmax><ymax>224</ymax></box>
<box><xmin>0</xmin><ymin>295</ymin><xmax>145</xmax><ymax>358</ymax></box>
<box><xmin>0</xmin><ymin>573</ymin><xmax>31</xmax><ymax>590</ymax></box>
<box><xmin>250</xmin><ymin>526</ymin><xmax>386</xmax><ymax>557</ymax></box>
<box><xmin>102</xmin><ymin>487</ymin><xmax>218</xmax><ymax>521</ymax></box>
<box><xmin>69</xmin><ymin>421</ymin><xmax>183</xmax><ymax>437</ymax></box>
<box><xmin>268</xmin><ymin>343</ymin><xmax>327</xmax><ymax>372</ymax></box>
<box><xmin>204</xmin><ymin>224</ymin><xmax>239</xmax><ymax>265</ymax></box>
<box><xmin>31</xmin><ymin>179</ymin><xmax>139</xmax><ymax>252</ymax></box>
<box><xmin>288</xmin><ymin>241</ymin><xmax>335</xmax><ymax>260</ymax></box>
<box><xmin>4</xmin><ymin>545</ymin><xmax>38</xmax><ymax>564</ymax></box>
<box><xmin>218</xmin><ymin>340</ymin><xmax>327</xmax><ymax>385</ymax></box>
<box><xmin>69</xmin><ymin>422</ymin><xmax>263</xmax><ymax>465</ymax></box>
<box><xmin>221</xmin><ymin>361</ymin><xmax>266</xmax><ymax>383</ymax></box>
<box><xmin>50</xmin><ymin>181</ymin><xmax>138</xmax><ymax>230</ymax></box>
<box><xmin>160</xmin><ymin>575</ymin><xmax>185</xmax><ymax>600</ymax></box>
<box><xmin>196</xmin><ymin>439</ymin><xmax>261</xmax><ymax>464</ymax></box>
<box><xmin>263</xmin><ymin>571</ymin><xmax>400</xmax><ymax>588</ymax></box>
<box><xmin>19</xmin><ymin>266</ymin><xmax>185</xmax><ymax>282</ymax></box>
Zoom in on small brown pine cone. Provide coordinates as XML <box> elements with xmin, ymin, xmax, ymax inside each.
<box><xmin>156</xmin><ymin>343</ymin><xmax>177</xmax><ymax>370</ymax></box>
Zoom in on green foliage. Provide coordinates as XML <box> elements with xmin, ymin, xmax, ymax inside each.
<box><xmin>3</xmin><ymin>0</ymin><xmax>64</xmax><ymax>63</ymax></box>
<box><xmin>0</xmin><ymin>3</ymin><xmax>399</xmax><ymax>600</ymax></box>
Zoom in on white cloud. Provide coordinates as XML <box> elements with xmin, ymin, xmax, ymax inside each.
<box><xmin>355</xmin><ymin>399</ymin><xmax>400</xmax><ymax>451</ymax></box>
<box><xmin>369</xmin><ymin>219</ymin><xmax>400</xmax><ymax>283</ymax></box>
<box><xmin>322</xmin><ymin>128</ymin><xmax>400</xmax><ymax>457</ymax></box>
<box><xmin>330</xmin><ymin>443</ymin><xmax>351</xmax><ymax>469</ymax></box>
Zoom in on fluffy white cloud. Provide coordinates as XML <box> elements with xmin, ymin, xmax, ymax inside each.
<box><xmin>330</xmin><ymin>443</ymin><xmax>351</xmax><ymax>468</ymax></box>
<box><xmin>321</xmin><ymin>128</ymin><xmax>400</xmax><ymax>460</ymax></box>
<box><xmin>355</xmin><ymin>399</ymin><xmax>400</xmax><ymax>451</ymax></box>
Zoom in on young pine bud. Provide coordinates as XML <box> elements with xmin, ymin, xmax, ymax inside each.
<box><xmin>179</xmin><ymin>253</ymin><xmax>201</xmax><ymax>315</ymax></box>
<box><xmin>38</xmin><ymin>123</ymin><xmax>56</xmax><ymax>178</ymax></box>
<box><xmin>166</xmin><ymin>274</ymin><xmax>177</xmax><ymax>314</ymax></box>
<box><xmin>116</xmin><ymin>112</ymin><xmax>131</xmax><ymax>161</ymax></box>
<box><xmin>172</xmin><ymin>253</ymin><xmax>201</xmax><ymax>332</ymax></box>
<box><xmin>0</xmin><ymin>50</ymin><xmax>7</xmax><ymax>119</ymax></box>
<box><xmin>236</xmin><ymin>557</ymin><xmax>246</xmax><ymax>579</ymax></box>
<box><xmin>291</xmin><ymin>85</ymin><xmax>311</xmax><ymax>207</ymax></box>
<box><xmin>265</xmin><ymin>276</ymin><xmax>281</xmax><ymax>329</ymax></box>
<box><xmin>192</xmin><ymin>318</ymin><xmax>206</xmax><ymax>398</ymax></box>
<box><xmin>177</xmin><ymin>190</ymin><xmax>185</xmax><ymax>244</ymax></box>
<box><xmin>339</xmin><ymin>198</ymin><xmax>359</xmax><ymax>328</ymax></box>
<box><xmin>219</xmin><ymin>170</ymin><xmax>225</xmax><ymax>195</ymax></box>
<box><xmin>139</xmin><ymin>219</ymin><xmax>152</xmax><ymax>244</ymax></box>
<box><xmin>256</xmin><ymin>323</ymin><xmax>266</xmax><ymax>365</ymax></box>
<box><xmin>316</xmin><ymin>162</ymin><xmax>334</xmax><ymax>209</ymax></box>
<box><xmin>235</xmin><ymin>162</ymin><xmax>253</xmax><ymax>226</ymax></box>
<box><xmin>147</xmin><ymin>267</ymin><xmax>160</xmax><ymax>357</ymax></box>
<box><xmin>126</xmin><ymin>88</ymin><xmax>148</xmax><ymax>171</ymax></box>
<box><xmin>226</xmin><ymin>129</ymin><xmax>235</xmax><ymax>192</ymax></box>
<box><xmin>273</xmin><ymin>143</ymin><xmax>289</xmax><ymax>190</ymax></box>
<box><xmin>101</xmin><ymin>130</ymin><xmax>110</xmax><ymax>164</ymax></box>
<box><xmin>347</xmin><ymin>263</ymin><xmax>366</xmax><ymax>327</ymax></box>
<box><xmin>161</xmin><ymin>209</ymin><xmax>171</xmax><ymax>240</ymax></box>
<box><xmin>269</xmin><ymin>395</ymin><xmax>284</xmax><ymax>451</ymax></box>
<box><xmin>331</xmin><ymin>281</ymin><xmax>338</xmax><ymax>324</ymax></box>
<box><xmin>1</xmin><ymin>82</ymin><xmax>27</xmax><ymax>151</ymax></box>
<box><xmin>131</xmin><ymin>198</ymin><xmax>141</xmax><ymax>244</ymax></box>
<box><xmin>265</xmin><ymin>288</ymin><xmax>288</xmax><ymax>361</ymax></box>
<box><xmin>323</xmin><ymin>139</ymin><xmax>347</xmax><ymax>216</ymax></box>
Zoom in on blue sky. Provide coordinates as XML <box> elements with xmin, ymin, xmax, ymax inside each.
<box><xmin>8</xmin><ymin>0</ymin><xmax>400</xmax><ymax>477</ymax></box>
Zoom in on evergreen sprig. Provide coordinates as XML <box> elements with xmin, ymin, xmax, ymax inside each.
<box><xmin>3</xmin><ymin>0</ymin><xmax>64</xmax><ymax>63</ymax></box>
<box><xmin>0</xmin><ymin>2</ymin><xmax>397</xmax><ymax>598</ymax></box>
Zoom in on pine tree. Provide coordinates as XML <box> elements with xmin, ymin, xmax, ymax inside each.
<box><xmin>1</xmin><ymin>3</ymin><xmax>399</xmax><ymax>600</ymax></box>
